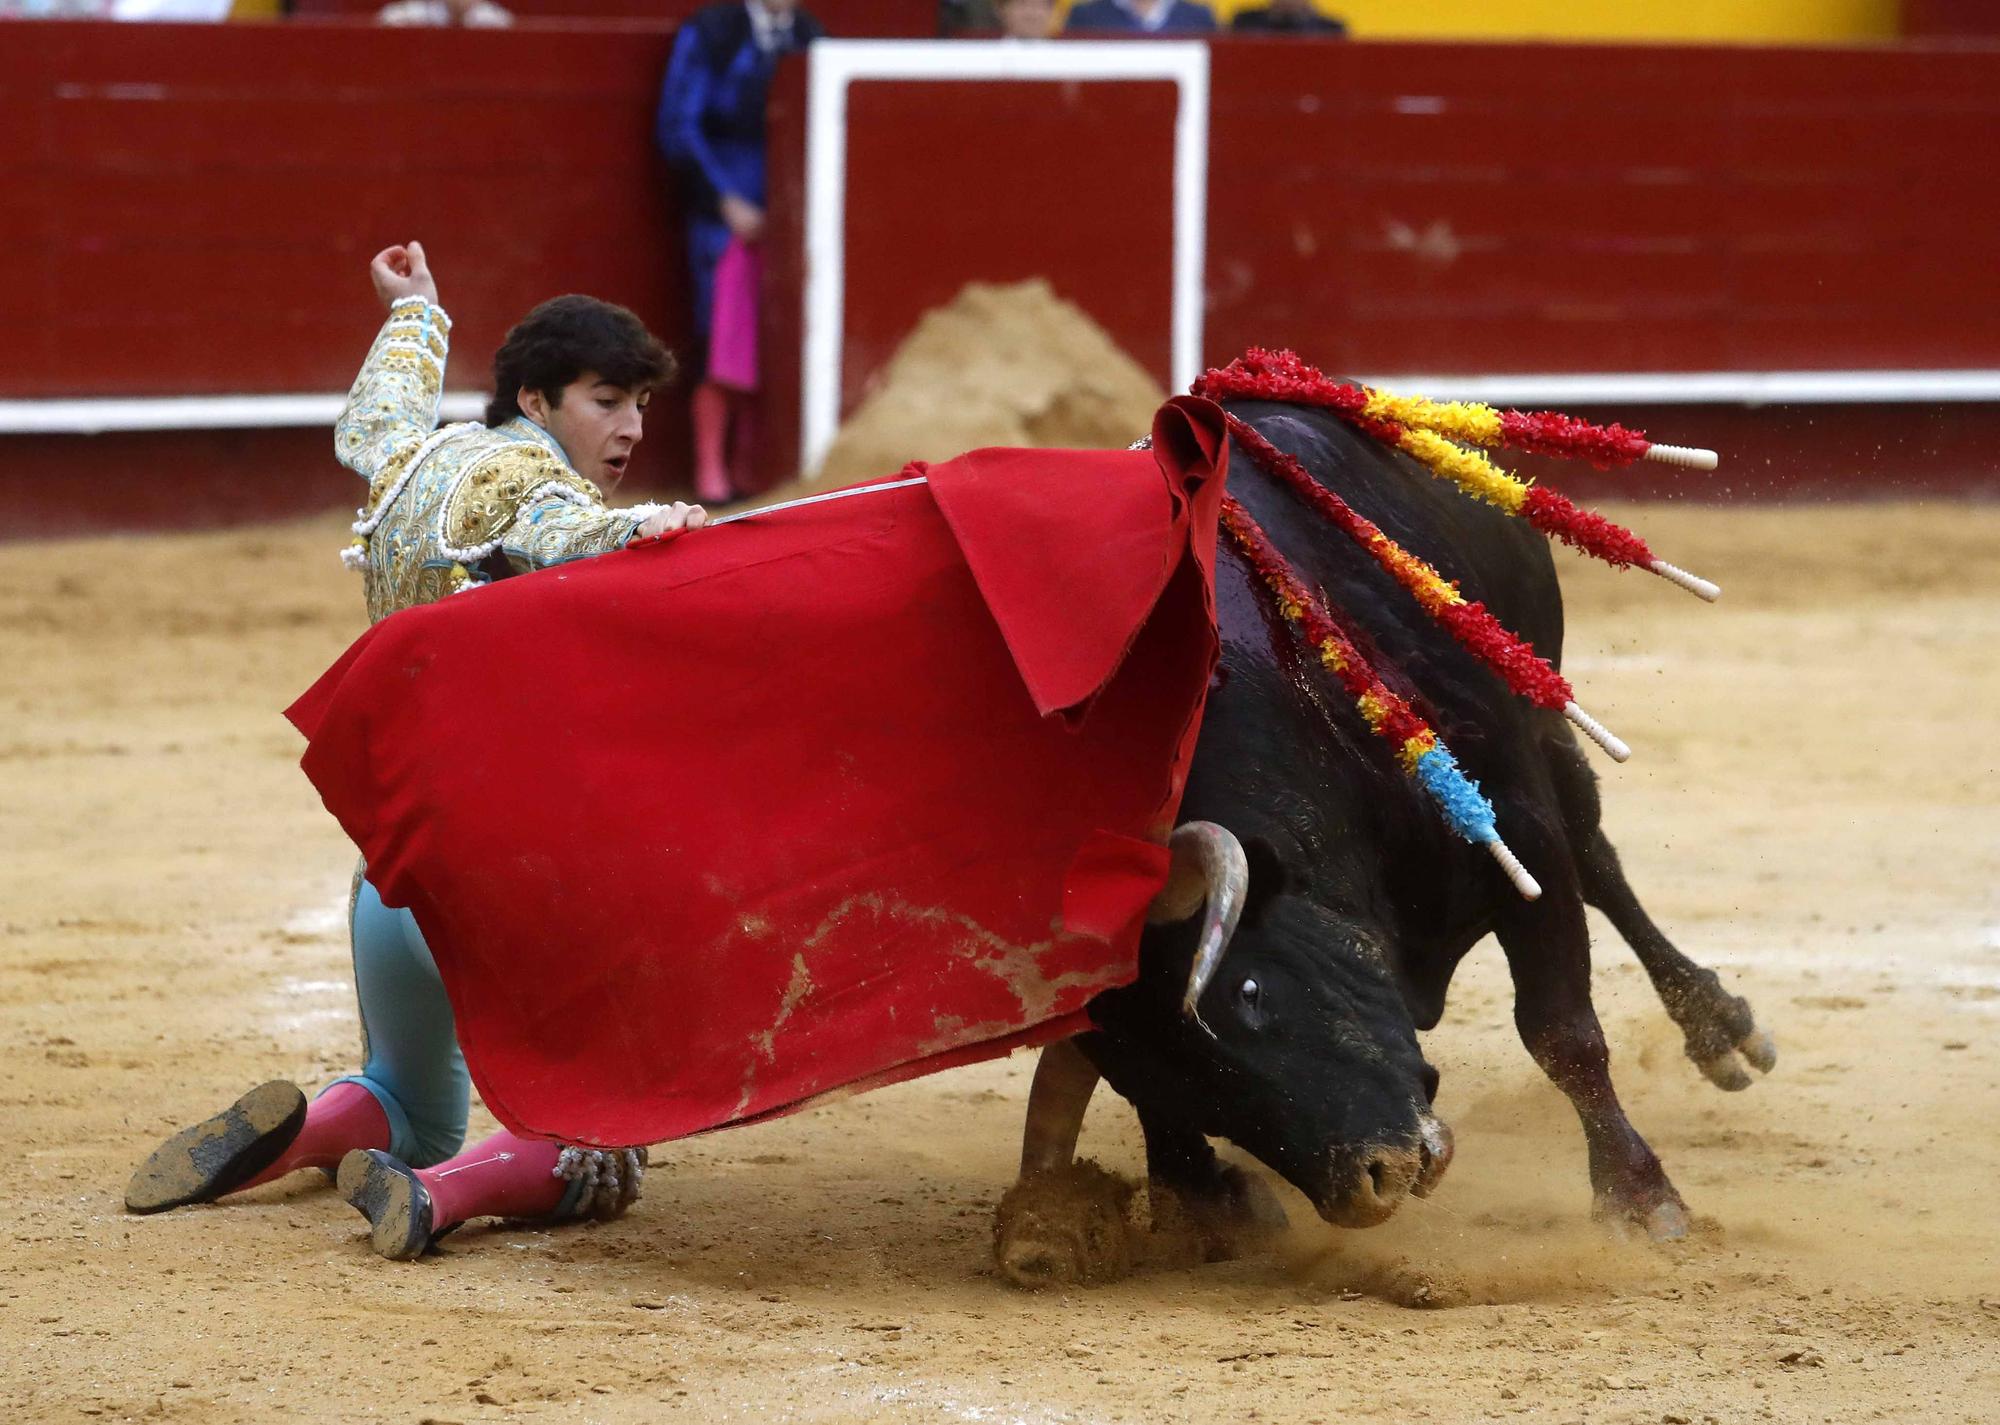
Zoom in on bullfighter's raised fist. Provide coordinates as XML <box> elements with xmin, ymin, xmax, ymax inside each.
<box><xmin>369</xmin><ymin>241</ymin><xmax>440</xmax><ymax>312</ymax></box>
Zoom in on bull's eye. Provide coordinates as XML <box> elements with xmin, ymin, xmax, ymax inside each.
<box><xmin>1239</xmin><ymin>977</ymin><xmax>1260</xmax><ymax>1003</ymax></box>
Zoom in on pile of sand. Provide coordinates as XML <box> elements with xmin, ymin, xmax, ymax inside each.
<box><xmin>807</xmin><ymin>278</ymin><xmax>1168</xmax><ymax>489</ymax></box>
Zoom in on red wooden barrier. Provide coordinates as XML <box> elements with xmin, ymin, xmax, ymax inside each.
<box><xmin>0</xmin><ymin>20</ymin><xmax>685</xmax><ymax>399</ymax></box>
<box><xmin>771</xmin><ymin>36</ymin><xmax>2000</xmax><ymax>403</ymax></box>
<box><xmin>5</xmin><ymin>24</ymin><xmax>1999</xmax><ymax>534</ymax></box>
<box><xmin>13</xmin><ymin>26</ymin><xmax>2000</xmax><ymax>406</ymax></box>
<box><xmin>1200</xmin><ymin>39</ymin><xmax>2000</xmax><ymax>376</ymax></box>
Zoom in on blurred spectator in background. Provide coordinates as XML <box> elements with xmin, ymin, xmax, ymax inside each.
<box><xmin>378</xmin><ymin>0</ymin><xmax>513</xmax><ymax>24</ymax></box>
<box><xmin>657</xmin><ymin>0</ymin><xmax>823</xmax><ymax>504</ymax></box>
<box><xmin>1231</xmin><ymin>0</ymin><xmax>1343</xmax><ymax>33</ymax></box>
<box><xmin>2</xmin><ymin>0</ymin><xmax>301</xmax><ymax>21</ymax></box>
<box><xmin>938</xmin><ymin>0</ymin><xmax>1051</xmax><ymax>37</ymax></box>
<box><xmin>108</xmin><ymin>0</ymin><xmax>233</xmax><ymax>15</ymax></box>
<box><xmin>1064</xmin><ymin>0</ymin><xmax>1214</xmax><ymax>33</ymax></box>
<box><xmin>937</xmin><ymin>0</ymin><xmax>993</xmax><ymax>32</ymax></box>
<box><xmin>995</xmin><ymin>0</ymin><xmax>1053</xmax><ymax>38</ymax></box>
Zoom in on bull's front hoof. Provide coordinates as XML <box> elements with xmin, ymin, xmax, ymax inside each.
<box><xmin>1147</xmin><ymin>1162</ymin><xmax>1289</xmax><ymax>1266</ymax></box>
<box><xmin>993</xmin><ymin>1161</ymin><xmax>1137</xmax><ymax>1289</ymax></box>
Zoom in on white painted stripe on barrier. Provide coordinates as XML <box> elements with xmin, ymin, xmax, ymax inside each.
<box><xmin>0</xmin><ymin>392</ymin><xmax>488</xmax><ymax>435</ymax></box>
<box><xmin>6</xmin><ymin>369</ymin><xmax>2000</xmax><ymax>437</ymax></box>
<box><xmin>1351</xmin><ymin>370</ymin><xmax>2000</xmax><ymax>406</ymax></box>
<box><xmin>801</xmin><ymin>39</ymin><xmax>1210</xmax><ymax>476</ymax></box>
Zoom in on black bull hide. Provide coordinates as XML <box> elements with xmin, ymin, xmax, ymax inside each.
<box><xmin>1041</xmin><ymin>400</ymin><xmax>1773</xmax><ymax>1254</ymax></box>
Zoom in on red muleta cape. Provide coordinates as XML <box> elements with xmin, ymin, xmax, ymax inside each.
<box><xmin>286</xmin><ymin>397</ymin><xmax>1228</xmax><ymax>1148</ymax></box>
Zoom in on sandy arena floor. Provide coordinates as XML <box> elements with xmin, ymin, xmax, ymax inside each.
<box><xmin>3</xmin><ymin>501</ymin><xmax>1997</xmax><ymax>1423</ymax></box>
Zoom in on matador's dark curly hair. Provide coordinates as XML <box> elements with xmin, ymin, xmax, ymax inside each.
<box><xmin>485</xmin><ymin>295</ymin><xmax>676</xmax><ymax>426</ymax></box>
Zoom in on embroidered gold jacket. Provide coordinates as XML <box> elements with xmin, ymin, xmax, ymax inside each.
<box><xmin>336</xmin><ymin>296</ymin><xmax>658</xmax><ymax>624</ymax></box>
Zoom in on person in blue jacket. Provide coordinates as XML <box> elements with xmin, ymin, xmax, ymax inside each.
<box><xmin>656</xmin><ymin>0</ymin><xmax>824</xmax><ymax>503</ymax></box>
<box><xmin>1064</xmin><ymin>0</ymin><xmax>1216</xmax><ymax>32</ymax></box>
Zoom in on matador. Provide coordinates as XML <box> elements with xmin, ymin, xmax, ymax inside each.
<box><xmin>127</xmin><ymin>241</ymin><xmax>704</xmax><ymax>1259</ymax></box>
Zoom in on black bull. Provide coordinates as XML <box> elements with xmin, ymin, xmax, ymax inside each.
<box><xmin>994</xmin><ymin>400</ymin><xmax>1775</xmax><ymax>1286</ymax></box>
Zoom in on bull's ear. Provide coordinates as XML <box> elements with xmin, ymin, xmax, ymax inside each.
<box><xmin>1240</xmin><ymin>838</ymin><xmax>1291</xmax><ymax>930</ymax></box>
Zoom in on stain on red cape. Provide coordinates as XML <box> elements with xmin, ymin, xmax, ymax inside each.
<box><xmin>286</xmin><ymin>398</ymin><xmax>1228</xmax><ymax>1147</ymax></box>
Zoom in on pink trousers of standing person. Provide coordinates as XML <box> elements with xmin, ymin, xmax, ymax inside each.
<box><xmin>708</xmin><ymin>237</ymin><xmax>760</xmax><ymax>393</ymax></box>
<box><xmin>693</xmin><ymin>237</ymin><xmax>762</xmax><ymax>503</ymax></box>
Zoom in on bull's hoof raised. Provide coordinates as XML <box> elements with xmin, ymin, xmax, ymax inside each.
<box><xmin>993</xmin><ymin>1161</ymin><xmax>1137</xmax><ymax>1289</ymax></box>
<box><xmin>1679</xmin><ymin>985</ymin><xmax>1777</xmax><ymax>1092</ymax></box>
<box><xmin>1147</xmin><ymin>1162</ymin><xmax>1289</xmax><ymax>1266</ymax></box>
<box><xmin>1692</xmin><ymin>1024</ymin><xmax>1778</xmax><ymax>1092</ymax></box>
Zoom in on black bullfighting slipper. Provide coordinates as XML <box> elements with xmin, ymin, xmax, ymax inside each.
<box><xmin>124</xmin><ymin>1079</ymin><xmax>308</xmax><ymax>1214</ymax></box>
<box><xmin>337</xmin><ymin>1148</ymin><xmax>435</xmax><ymax>1261</ymax></box>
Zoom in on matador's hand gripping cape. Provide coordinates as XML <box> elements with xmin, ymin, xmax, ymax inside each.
<box><xmin>286</xmin><ymin>397</ymin><xmax>1229</xmax><ymax>1149</ymax></box>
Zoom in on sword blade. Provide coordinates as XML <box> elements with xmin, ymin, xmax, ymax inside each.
<box><xmin>707</xmin><ymin>476</ymin><xmax>931</xmax><ymax>527</ymax></box>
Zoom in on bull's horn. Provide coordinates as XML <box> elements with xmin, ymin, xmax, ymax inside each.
<box><xmin>1146</xmin><ymin>822</ymin><xmax>1248</xmax><ymax>1032</ymax></box>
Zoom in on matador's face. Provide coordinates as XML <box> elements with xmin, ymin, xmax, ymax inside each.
<box><xmin>534</xmin><ymin>374</ymin><xmax>650</xmax><ymax>491</ymax></box>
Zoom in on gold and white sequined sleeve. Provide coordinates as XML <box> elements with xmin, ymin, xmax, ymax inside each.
<box><xmin>497</xmin><ymin>495</ymin><xmax>648</xmax><ymax>571</ymax></box>
<box><xmin>335</xmin><ymin>297</ymin><xmax>453</xmax><ymax>481</ymax></box>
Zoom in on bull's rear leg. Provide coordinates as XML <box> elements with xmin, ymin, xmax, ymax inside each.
<box><xmin>1498</xmin><ymin>876</ymin><xmax>1689</xmax><ymax>1241</ymax></box>
<box><xmin>1542</xmin><ymin>724</ymin><xmax>1776</xmax><ymax>1090</ymax></box>
<box><xmin>1578</xmin><ymin>826</ymin><xmax>1775</xmax><ymax>1090</ymax></box>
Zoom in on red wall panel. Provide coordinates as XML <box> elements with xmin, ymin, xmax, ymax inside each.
<box><xmin>1198</xmin><ymin>39</ymin><xmax>2000</xmax><ymax>376</ymax></box>
<box><xmin>0</xmin><ymin>20</ymin><xmax>689</xmax><ymax>405</ymax></box>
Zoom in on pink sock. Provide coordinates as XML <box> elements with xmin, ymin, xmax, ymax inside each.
<box><xmin>416</xmin><ymin>1130</ymin><xmax>568</xmax><ymax>1232</ymax></box>
<box><xmin>236</xmin><ymin>1082</ymin><xmax>389</xmax><ymax>1193</ymax></box>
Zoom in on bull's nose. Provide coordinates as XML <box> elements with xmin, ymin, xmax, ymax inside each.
<box><xmin>1320</xmin><ymin>1142</ymin><xmax>1423</xmax><ymax>1228</ymax></box>
<box><xmin>1319</xmin><ymin>1115</ymin><xmax>1454</xmax><ymax>1227</ymax></box>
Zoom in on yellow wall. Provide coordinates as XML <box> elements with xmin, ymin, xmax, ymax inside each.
<box><xmin>1183</xmin><ymin>0</ymin><xmax>1901</xmax><ymax>43</ymax></box>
